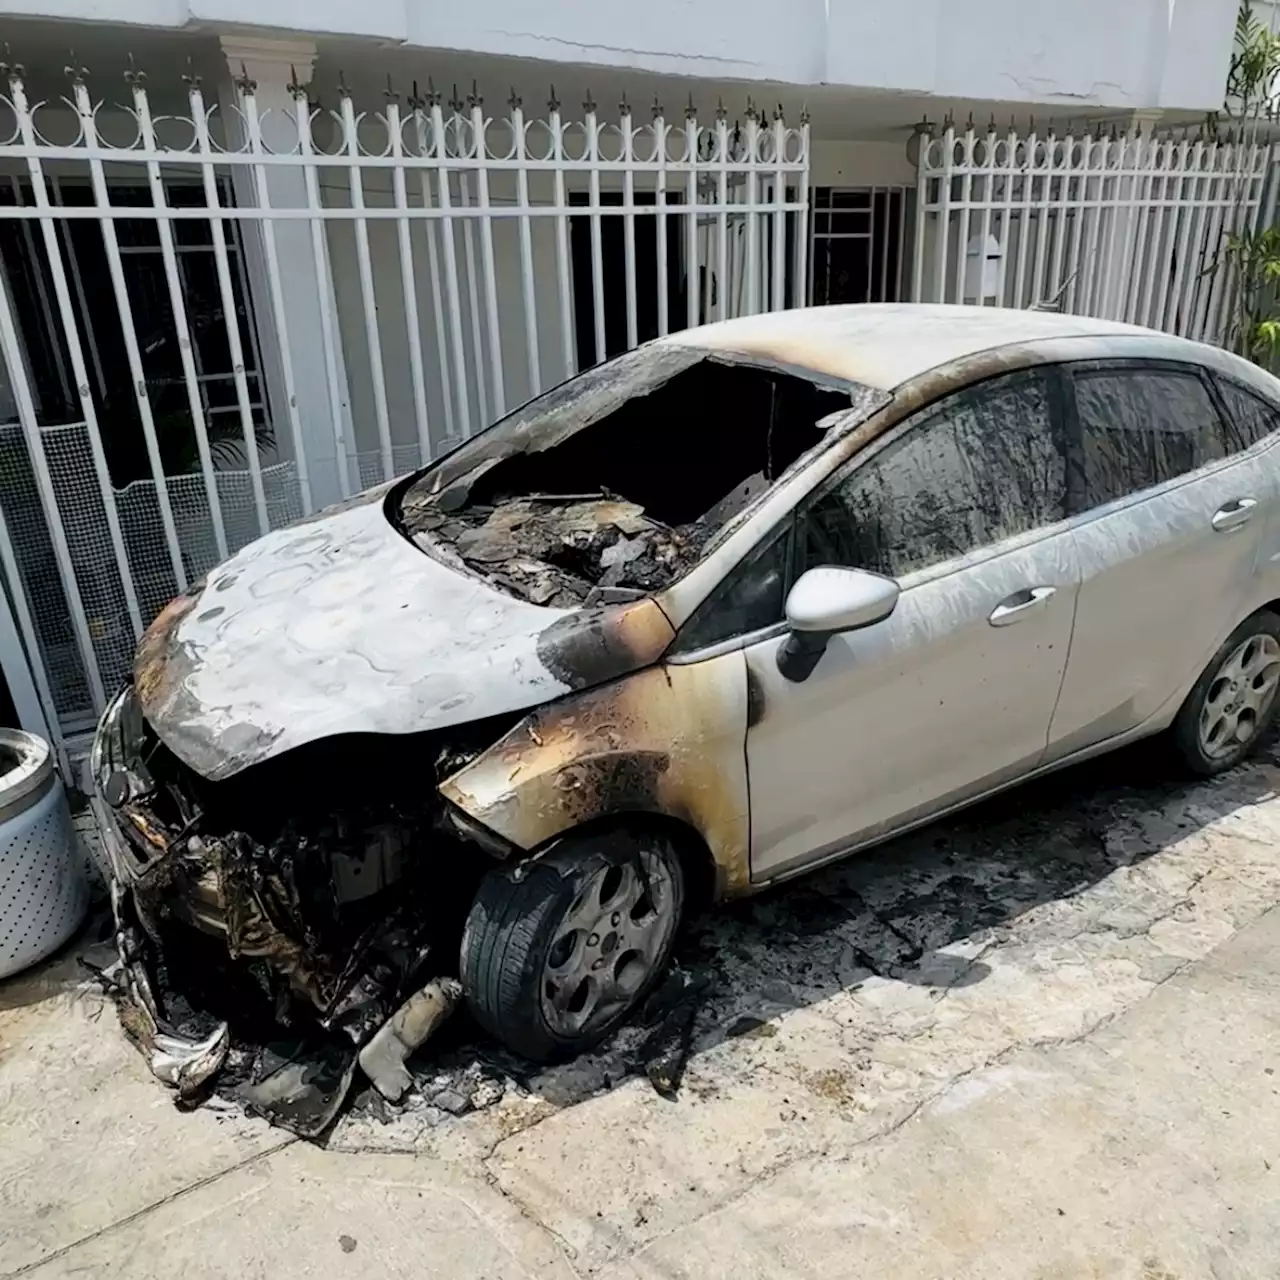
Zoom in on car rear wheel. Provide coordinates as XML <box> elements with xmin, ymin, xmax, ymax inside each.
<box><xmin>1172</xmin><ymin>610</ymin><xmax>1280</xmax><ymax>776</ymax></box>
<box><xmin>459</xmin><ymin>830</ymin><xmax>685</xmax><ymax>1062</ymax></box>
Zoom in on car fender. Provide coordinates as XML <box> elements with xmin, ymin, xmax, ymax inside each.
<box><xmin>439</xmin><ymin>652</ymin><xmax>752</xmax><ymax>897</ymax></box>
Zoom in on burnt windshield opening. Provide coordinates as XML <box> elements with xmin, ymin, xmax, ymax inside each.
<box><xmin>398</xmin><ymin>347</ymin><xmax>876</xmax><ymax>608</ymax></box>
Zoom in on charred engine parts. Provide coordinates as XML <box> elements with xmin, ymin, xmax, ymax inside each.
<box><xmin>401</xmin><ymin>493</ymin><xmax>703</xmax><ymax>609</ymax></box>
<box><xmin>358</xmin><ymin>977</ymin><xmax>465</xmax><ymax>1102</ymax></box>
<box><xmin>149</xmin><ymin>1023</ymin><xmax>231</xmax><ymax>1097</ymax></box>
<box><xmin>91</xmin><ymin>685</ymin><xmax>505</xmax><ymax>1137</ymax></box>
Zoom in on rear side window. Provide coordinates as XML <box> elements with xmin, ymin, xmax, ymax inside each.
<box><xmin>1215</xmin><ymin>378</ymin><xmax>1280</xmax><ymax>454</ymax></box>
<box><xmin>1069</xmin><ymin>368</ymin><xmax>1224</xmax><ymax>510</ymax></box>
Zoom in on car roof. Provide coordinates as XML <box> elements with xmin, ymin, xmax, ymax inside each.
<box><xmin>664</xmin><ymin>303</ymin><xmax>1218</xmax><ymax>391</ymax></box>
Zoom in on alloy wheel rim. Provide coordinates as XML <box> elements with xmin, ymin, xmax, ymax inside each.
<box><xmin>539</xmin><ymin>850</ymin><xmax>676</xmax><ymax>1039</ymax></box>
<box><xmin>1198</xmin><ymin>633</ymin><xmax>1280</xmax><ymax>760</ymax></box>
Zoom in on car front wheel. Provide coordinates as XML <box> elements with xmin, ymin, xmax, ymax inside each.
<box><xmin>459</xmin><ymin>829</ymin><xmax>685</xmax><ymax>1062</ymax></box>
<box><xmin>1173</xmin><ymin>610</ymin><xmax>1280</xmax><ymax>776</ymax></box>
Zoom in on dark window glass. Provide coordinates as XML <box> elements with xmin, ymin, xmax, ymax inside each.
<box><xmin>1071</xmin><ymin>368</ymin><xmax>1224</xmax><ymax>509</ymax></box>
<box><xmin>676</xmin><ymin>527</ymin><xmax>792</xmax><ymax>652</ymax></box>
<box><xmin>802</xmin><ymin>371</ymin><xmax>1065</xmax><ymax>579</ymax></box>
<box><xmin>1215</xmin><ymin>378</ymin><xmax>1280</xmax><ymax>454</ymax></box>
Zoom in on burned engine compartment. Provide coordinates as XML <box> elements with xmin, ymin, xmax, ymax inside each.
<box><xmin>398</xmin><ymin>352</ymin><xmax>861</xmax><ymax>607</ymax></box>
<box><xmin>98</xmin><ymin>694</ymin><xmax>518</xmax><ymax>1133</ymax></box>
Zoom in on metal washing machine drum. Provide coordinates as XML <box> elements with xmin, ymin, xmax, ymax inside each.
<box><xmin>0</xmin><ymin>729</ymin><xmax>89</xmax><ymax>980</ymax></box>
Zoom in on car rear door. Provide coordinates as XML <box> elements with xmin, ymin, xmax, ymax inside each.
<box><xmin>736</xmin><ymin>368</ymin><xmax>1082</xmax><ymax>882</ymax></box>
<box><xmin>1045</xmin><ymin>360</ymin><xmax>1274</xmax><ymax>758</ymax></box>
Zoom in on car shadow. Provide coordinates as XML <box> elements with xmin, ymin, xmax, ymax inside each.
<box><xmin>399</xmin><ymin>732</ymin><xmax>1280</xmax><ymax>1115</ymax></box>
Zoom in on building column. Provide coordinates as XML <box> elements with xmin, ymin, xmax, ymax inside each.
<box><xmin>217</xmin><ymin>35</ymin><xmax>351</xmax><ymax>510</ymax></box>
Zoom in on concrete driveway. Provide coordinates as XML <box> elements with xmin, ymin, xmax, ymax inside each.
<box><xmin>3</xmin><ymin>740</ymin><xmax>1280</xmax><ymax>1278</ymax></box>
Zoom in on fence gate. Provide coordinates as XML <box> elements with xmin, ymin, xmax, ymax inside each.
<box><xmin>0</xmin><ymin>60</ymin><xmax>811</xmax><ymax>765</ymax></box>
<box><xmin>912</xmin><ymin>121</ymin><xmax>1275</xmax><ymax>342</ymax></box>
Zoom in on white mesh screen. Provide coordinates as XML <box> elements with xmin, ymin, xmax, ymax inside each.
<box><xmin>0</xmin><ymin>422</ymin><xmax>323</xmax><ymax>726</ymax></box>
<box><xmin>0</xmin><ymin>420</ymin><xmax>437</xmax><ymax>733</ymax></box>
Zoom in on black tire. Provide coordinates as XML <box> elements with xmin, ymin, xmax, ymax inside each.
<box><xmin>459</xmin><ymin>828</ymin><xmax>685</xmax><ymax>1062</ymax></box>
<box><xmin>1172</xmin><ymin>609</ymin><xmax>1280</xmax><ymax>776</ymax></box>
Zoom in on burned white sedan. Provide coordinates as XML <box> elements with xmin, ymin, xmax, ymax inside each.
<box><xmin>92</xmin><ymin>304</ymin><xmax>1280</xmax><ymax>1130</ymax></box>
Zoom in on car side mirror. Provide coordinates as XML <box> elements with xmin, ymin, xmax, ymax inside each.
<box><xmin>776</xmin><ymin>566</ymin><xmax>900</xmax><ymax>682</ymax></box>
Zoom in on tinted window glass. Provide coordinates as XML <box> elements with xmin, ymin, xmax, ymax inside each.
<box><xmin>803</xmin><ymin>371</ymin><xmax>1065</xmax><ymax>579</ymax></box>
<box><xmin>1071</xmin><ymin>368</ymin><xmax>1224</xmax><ymax>509</ymax></box>
<box><xmin>676</xmin><ymin>526</ymin><xmax>791</xmax><ymax>651</ymax></box>
<box><xmin>1216</xmin><ymin>378</ymin><xmax>1280</xmax><ymax>454</ymax></box>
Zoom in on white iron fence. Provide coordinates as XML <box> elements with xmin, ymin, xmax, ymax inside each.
<box><xmin>0</xmin><ymin>60</ymin><xmax>811</xmax><ymax>758</ymax></box>
<box><xmin>913</xmin><ymin>121</ymin><xmax>1276</xmax><ymax>343</ymax></box>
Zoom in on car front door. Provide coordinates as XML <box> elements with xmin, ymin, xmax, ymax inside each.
<box><xmin>740</xmin><ymin>368</ymin><xmax>1082</xmax><ymax>883</ymax></box>
<box><xmin>1045</xmin><ymin>361</ymin><xmax>1275</xmax><ymax>759</ymax></box>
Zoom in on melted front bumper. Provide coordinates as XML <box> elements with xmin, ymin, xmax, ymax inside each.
<box><xmin>90</xmin><ymin>688</ymin><xmax>231</xmax><ymax>1095</ymax></box>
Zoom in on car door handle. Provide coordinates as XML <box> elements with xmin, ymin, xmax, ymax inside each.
<box><xmin>1211</xmin><ymin>498</ymin><xmax>1259</xmax><ymax>533</ymax></box>
<box><xmin>988</xmin><ymin>586</ymin><xmax>1056</xmax><ymax>627</ymax></box>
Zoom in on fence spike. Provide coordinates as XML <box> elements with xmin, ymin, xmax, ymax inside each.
<box><xmin>800</xmin><ymin>103</ymin><xmax>810</xmax><ymax>126</ymax></box>
<box><xmin>583</xmin><ymin>88</ymin><xmax>597</xmax><ymax>113</ymax></box>
<box><xmin>384</xmin><ymin>73</ymin><xmax>399</xmax><ymax>103</ymax></box>
<box><xmin>448</xmin><ymin>83</ymin><xmax>464</xmax><ymax>113</ymax></box>
<box><xmin>287</xmin><ymin>63</ymin><xmax>307</xmax><ymax>99</ymax></box>
<box><xmin>508</xmin><ymin>86</ymin><xmax>521</xmax><ymax>110</ymax></box>
<box><xmin>123</xmin><ymin>53</ymin><xmax>145</xmax><ymax>88</ymax></box>
<box><xmin>64</xmin><ymin>51</ymin><xmax>88</xmax><ymax>86</ymax></box>
<box><xmin>548</xmin><ymin>84</ymin><xmax>560</xmax><ymax>112</ymax></box>
<box><xmin>234</xmin><ymin>60</ymin><xmax>256</xmax><ymax>95</ymax></box>
<box><xmin>620</xmin><ymin>92</ymin><xmax>631</xmax><ymax>117</ymax></box>
<box><xmin>774</xmin><ymin>102</ymin><xmax>784</xmax><ymax>122</ymax></box>
<box><xmin>651</xmin><ymin>94</ymin><xmax>663</xmax><ymax>120</ymax></box>
<box><xmin>180</xmin><ymin>56</ymin><xmax>200</xmax><ymax>89</ymax></box>
<box><xmin>469</xmin><ymin>79</ymin><xmax>481</xmax><ymax>108</ymax></box>
<box><xmin>337</xmin><ymin>69</ymin><xmax>351</xmax><ymax>100</ymax></box>
<box><xmin>407</xmin><ymin>80</ymin><xmax>425</xmax><ymax>111</ymax></box>
<box><xmin>745</xmin><ymin>96</ymin><xmax>758</xmax><ymax>122</ymax></box>
<box><xmin>0</xmin><ymin>53</ymin><xmax>23</xmax><ymax>84</ymax></box>
<box><xmin>685</xmin><ymin>92</ymin><xmax>696</xmax><ymax>119</ymax></box>
<box><xmin>426</xmin><ymin>77</ymin><xmax>440</xmax><ymax>108</ymax></box>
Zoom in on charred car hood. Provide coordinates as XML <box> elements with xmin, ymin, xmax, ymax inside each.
<box><xmin>134</xmin><ymin>493</ymin><xmax>675</xmax><ymax>781</ymax></box>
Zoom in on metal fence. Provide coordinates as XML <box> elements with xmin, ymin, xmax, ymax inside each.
<box><xmin>0</xmin><ymin>61</ymin><xmax>811</xmax><ymax>760</ymax></box>
<box><xmin>913</xmin><ymin>121</ymin><xmax>1276</xmax><ymax>342</ymax></box>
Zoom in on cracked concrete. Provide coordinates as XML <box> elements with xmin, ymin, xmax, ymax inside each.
<box><xmin>5</xmin><ymin>738</ymin><xmax>1280</xmax><ymax>1276</ymax></box>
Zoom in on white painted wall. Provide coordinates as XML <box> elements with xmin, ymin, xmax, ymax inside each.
<box><xmin>0</xmin><ymin>0</ymin><xmax>1244</xmax><ymax>111</ymax></box>
<box><xmin>322</xmin><ymin>166</ymin><xmax>572</xmax><ymax>462</ymax></box>
<box><xmin>826</xmin><ymin>0</ymin><xmax>1239</xmax><ymax>111</ymax></box>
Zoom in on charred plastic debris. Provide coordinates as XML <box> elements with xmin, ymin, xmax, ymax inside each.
<box><xmin>92</xmin><ymin>345</ymin><xmax>874</xmax><ymax>1137</ymax></box>
<box><xmin>397</xmin><ymin>346</ymin><xmax>863</xmax><ymax>608</ymax></box>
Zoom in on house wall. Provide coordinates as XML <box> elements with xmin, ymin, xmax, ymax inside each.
<box><xmin>322</xmin><ymin>166</ymin><xmax>573</xmax><ymax>461</ymax></box>
<box><xmin>0</xmin><ymin>0</ymin><xmax>1244</xmax><ymax>112</ymax></box>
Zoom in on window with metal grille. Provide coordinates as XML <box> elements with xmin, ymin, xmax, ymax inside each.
<box><xmin>810</xmin><ymin>187</ymin><xmax>910</xmax><ymax>306</ymax></box>
<box><xmin>0</xmin><ymin>176</ymin><xmax>268</xmax><ymax>487</ymax></box>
